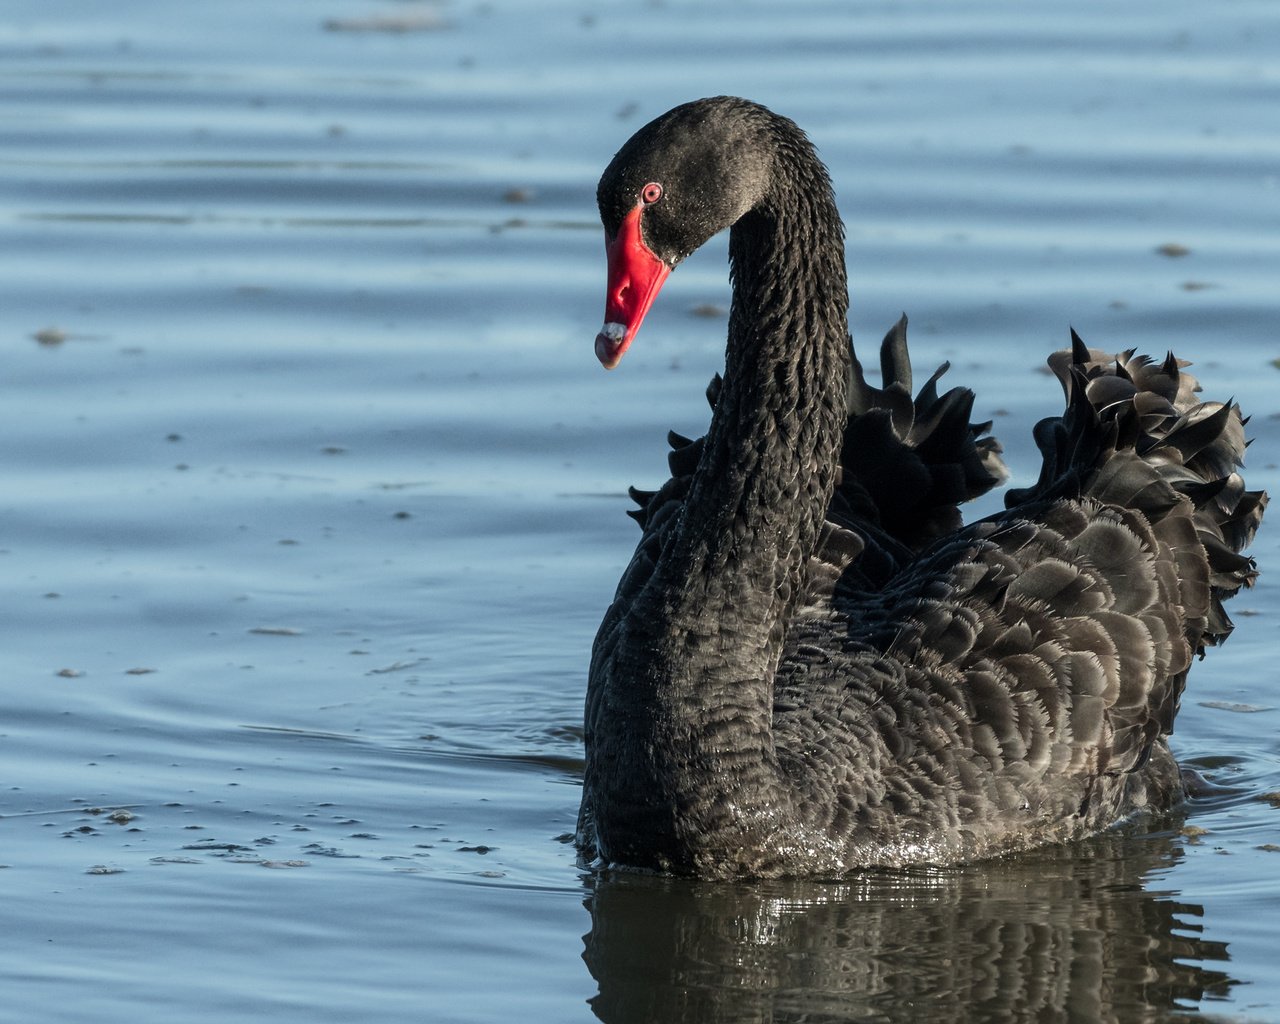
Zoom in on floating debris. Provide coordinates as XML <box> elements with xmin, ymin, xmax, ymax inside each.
<box><xmin>1199</xmin><ymin>701</ymin><xmax>1274</xmax><ymax>713</ymax></box>
<box><xmin>1155</xmin><ymin>242</ymin><xmax>1191</xmax><ymax>258</ymax></box>
<box><xmin>368</xmin><ymin>657</ymin><xmax>430</xmax><ymax>675</ymax></box>
<box><xmin>32</xmin><ymin>326</ymin><xmax>68</xmax><ymax>346</ymax></box>
<box><xmin>323</xmin><ymin>14</ymin><xmax>447</xmax><ymax>33</ymax></box>
<box><xmin>301</xmin><ymin>843</ymin><xmax>359</xmax><ymax>859</ymax></box>
<box><xmin>183</xmin><ymin>840</ymin><xmax>253</xmax><ymax>853</ymax></box>
<box><xmin>248</xmin><ymin>626</ymin><xmax>303</xmax><ymax>636</ymax></box>
<box><xmin>30</xmin><ymin>326</ymin><xmax>106</xmax><ymax>345</ymax></box>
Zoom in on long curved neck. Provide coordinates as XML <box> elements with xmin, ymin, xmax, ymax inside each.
<box><xmin>630</xmin><ymin>142</ymin><xmax>851</xmax><ymax>776</ymax></box>
<box><xmin>662</xmin><ymin>154</ymin><xmax>851</xmax><ymax>668</ymax></box>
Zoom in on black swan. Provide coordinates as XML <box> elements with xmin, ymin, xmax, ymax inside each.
<box><xmin>579</xmin><ymin>96</ymin><xmax>1266</xmax><ymax>877</ymax></box>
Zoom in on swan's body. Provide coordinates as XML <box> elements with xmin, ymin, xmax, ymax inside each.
<box><xmin>579</xmin><ymin>97</ymin><xmax>1265</xmax><ymax>878</ymax></box>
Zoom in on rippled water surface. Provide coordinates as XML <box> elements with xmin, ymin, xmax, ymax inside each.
<box><xmin>2</xmin><ymin>2</ymin><xmax>1279</xmax><ymax>1021</ymax></box>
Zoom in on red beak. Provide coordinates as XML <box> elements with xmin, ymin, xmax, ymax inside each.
<box><xmin>595</xmin><ymin>204</ymin><xmax>671</xmax><ymax>369</ymax></box>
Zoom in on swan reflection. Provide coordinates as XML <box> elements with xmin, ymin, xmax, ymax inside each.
<box><xmin>582</xmin><ymin>827</ymin><xmax>1232</xmax><ymax>1023</ymax></box>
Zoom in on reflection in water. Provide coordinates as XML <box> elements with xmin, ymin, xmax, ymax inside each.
<box><xmin>583</xmin><ymin>827</ymin><xmax>1233</xmax><ymax>1023</ymax></box>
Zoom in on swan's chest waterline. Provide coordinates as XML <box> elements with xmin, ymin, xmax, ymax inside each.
<box><xmin>580</xmin><ymin>366</ymin><xmax>855</xmax><ymax>875</ymax></box>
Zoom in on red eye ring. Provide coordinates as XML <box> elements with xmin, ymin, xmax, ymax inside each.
<box><xmin>641</xmin><ymin>182</ymin><xmax>663</xmax><ymax>205</ymax></box>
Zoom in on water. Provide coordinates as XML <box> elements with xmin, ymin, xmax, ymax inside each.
<box><xmin>1</xmin><ymin>2</ymin><xmax>1278</xmax><ymax>1021</ymax></box>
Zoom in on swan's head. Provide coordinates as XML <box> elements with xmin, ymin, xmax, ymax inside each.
<box><xmin>593</xmin><ymin>97</ymin><xmax>773</xmax><ymax>368</ymax></box>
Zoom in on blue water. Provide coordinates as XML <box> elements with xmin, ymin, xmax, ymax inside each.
<box><xmin>2</xmin><ymin>2</ymin><xmax>1278</xmax><ymax>1021</ymax></box>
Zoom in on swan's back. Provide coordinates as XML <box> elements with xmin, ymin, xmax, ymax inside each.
<box><xmin>784</xmin><ymin>326</ymin><xmax>1263</xmax><ymax>862</ymax></box>
<box><xmin>613</xmin><ymin>321</ymin><xmax>1265</xmax><ymax>867</ymax></box>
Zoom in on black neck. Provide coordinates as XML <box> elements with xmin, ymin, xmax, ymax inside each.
<box><xmin>653</xmin><ymin>143</ymin><xmax>850</xmax><ymax>680</ymax></box>
<box><xmin>584</xmin><ymin>124</ymin><xmax>853</xmax><ymax>868</ymax></box>
<box><xmin>620</xmin><ymin>141</ymin><xmax>851</xmax><ymax>790</ymax></box>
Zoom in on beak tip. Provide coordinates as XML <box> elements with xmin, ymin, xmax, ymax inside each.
<box><xmin>595</xmin><ymin>324</ymin><xmax>628</xmax><ymax>369</ymax></box>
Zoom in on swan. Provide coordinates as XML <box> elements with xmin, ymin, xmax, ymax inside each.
<box><xmin>578</xmin><ymin>96</ymin><xmax>1266</xmax><ymax>877</ymax></box>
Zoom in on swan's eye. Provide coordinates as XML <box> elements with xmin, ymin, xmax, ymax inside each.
<box><xmin>641</xmin><ymin>182</ymin><xmax>663</xmax><ymax>205</ymax></box>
